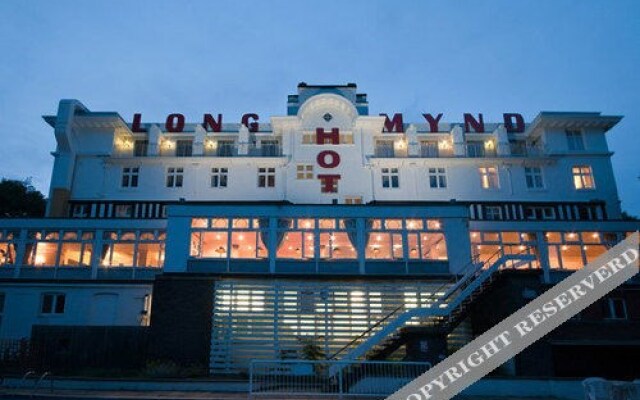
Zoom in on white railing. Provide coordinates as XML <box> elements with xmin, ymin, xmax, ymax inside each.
<box><xmin>249</xmin><ymin>359</ymin><xmax>431</xmax><ymax>398</ymax></box>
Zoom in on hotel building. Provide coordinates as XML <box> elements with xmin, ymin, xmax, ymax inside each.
<box><xmin>0</xmin><ymin>83</ymin><xmax>638</xmax><ymax>379</ymax></box>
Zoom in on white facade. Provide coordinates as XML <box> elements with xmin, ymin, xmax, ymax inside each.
<box><xmin>45</xmin><ymin>85</ymin><xmax>622</xmax><ymax>219</ymax></box>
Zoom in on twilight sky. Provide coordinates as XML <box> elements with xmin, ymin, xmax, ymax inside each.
<box><xmin>0</xmin><ymin>1</ymin><xmax>638</xmax><ymax>215</ymax></box>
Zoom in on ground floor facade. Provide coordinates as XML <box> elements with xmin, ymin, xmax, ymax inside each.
<box><xmin>0</xmin><ymin>203</ymin><xmax>638</xmax><ymax>380</ymax></box>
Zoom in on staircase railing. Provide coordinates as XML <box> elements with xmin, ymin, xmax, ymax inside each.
<box><xmin>328</xmin><ymin>249</ymin><xmax>536</xmax><ymax>376</ymax></box>
<box><xmin>328</xmin><ymin>249</ymin><xmax>499</xmax><ymax>361</ymax></box>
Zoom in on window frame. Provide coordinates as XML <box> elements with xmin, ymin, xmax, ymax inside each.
<box><xmin>381</xmin><ymin>167</ymin><xmax>400</xmax><ymax>189</ymax></box>
<box><xmin>166</xmin><ymin>167</ymin><xmax>184</xmax><ymax>188</ymax></box>
<box><xmin>211</xmin><ymin>167</ymin><xmax>229</xmax><ymax>188</ymax></box>
<box><xmin>427</xmin><ymin>167</ymin><xmax>447</xmax><ymax>189</ymax></box>
<box><xmin>121</xmin><ymin>167</ymin><xmax>140</xmax><ymax>188</ymax></box>
<box><xmin>565</xmin><ymin>129</ymin><xmax>585</xmax><ymax>151</ymax></box>
<box><xmin>40</xmin><ymin>293</ymin><xmax>66</xmax><ymax>315</ymax></box>
<box><xmin>258</xmin><ymin>167</ymin><xmax>276</xmax><ymax>188</ymax></box>
<box><xmin>572</xmin><ymin>165</ymin><xmax>595</xmax><ymax>190</ymax></box>
<box><xmin>524</xmin><ymin>166</ymin><xmax>544</xmax><ymax>190</ymax></box>
<box><xmin>479</xmin><ymin>166</ymin><xmax>499</xmax><ymax>190</ymax></box>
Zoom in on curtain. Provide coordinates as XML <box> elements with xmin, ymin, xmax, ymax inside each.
<box><xmin>343</xmin><ymin>218</ymin><xmax>358</xmax><ymax>248</ymax></box>
<box><xmin>364</xmin><ymin>218</ymin><xmax>374</xmax><ymax>247</ymax></box>
<box><xmin>258</xmin><ymin>218</ymin><xmax>292</xmax><ymax>253</ymax></box>
<box><xmin>100</xmin><ymin>244</ymin><xmax>111</xmax><ymax>267</ymax></box>
<box><xmin>22</xmin><ymin>243</ymin><xmax>35</xmax><ymax>265</ymax></box>
<box><xmin>276</xmin><ymin>218</ymin><xmax>292</xmax><ymax>250</ymax></box>
<box><xmin>258</xmin><ymin>218</ymin><xmax>270</xmax><ymax>252</ymax></box>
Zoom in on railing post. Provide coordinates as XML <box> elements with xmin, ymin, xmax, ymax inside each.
<box><xmin>338</xmin><ymin>363</ymin><xmax>344</xmax><ymax>399</ymax></box>
<box><xmin>248</xmin><ymin>361</ymin><xmax>253</xmax><ymax>397</ymax></box>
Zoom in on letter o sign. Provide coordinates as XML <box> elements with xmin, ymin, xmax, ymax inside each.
<box><xmin>317</xmin><ymin>150</ymin><xmax>340</xmax><ymax>168</ymax></box>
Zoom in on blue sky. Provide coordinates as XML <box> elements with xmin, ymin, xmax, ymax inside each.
<box><xmin>0</xmin><ymin>1</ymin><xmax>638</xmax><ymax>215</ymax></box>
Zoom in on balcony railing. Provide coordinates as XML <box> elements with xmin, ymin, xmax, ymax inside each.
<box><xmin>371</xmin><ymin>142</ymin><xmax>545</xmax><ymax>158</ymax></box>
<box><xmin>116</xmin><ymin>143</ymin><xmax>285</xmax><ymax>158</ymax></box>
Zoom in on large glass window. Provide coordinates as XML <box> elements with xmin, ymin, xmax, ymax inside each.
<box><xmin>470</xmin><ymin>231</ymin><xmax>538</xmax><ymax>268</ymax></box>
<box><xmin>101</xmin><ymin>230</ymin><xmax>165</xmax><ymax>268</ymax></box>
<box><xmin>366</xmin><ymin>218</ymin><xmax>446</xmax><ymax>261</ymax></box>
<box><xmin>24</xmin><ymin>231</ymin><xmax>92</xmax><ymax>267</ymax></box>
<box><xmin>191</xmin><ymin>218</ymin><xmax>268</xmax><ymax>259</ymax></box>
<box><xmin>545</xmin><ymin>231</ymin><xmax>617</xmax><ymax>270</ymax></box>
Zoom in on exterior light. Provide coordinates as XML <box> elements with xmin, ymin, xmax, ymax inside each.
<box><xmin>484</xmin><ymin>140</ymin><xmax>494</xmax><ymax>150</ymax></box>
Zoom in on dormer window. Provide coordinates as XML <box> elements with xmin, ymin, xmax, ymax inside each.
<box><xmin>176</xmin><ymin>140</ymin><xmax>193</xmax><ymax>157</ymax></box>
<box><xmin>565</xmin><ymin>130</ymin><xmax>585</xmax><ymax>151</ymax></box>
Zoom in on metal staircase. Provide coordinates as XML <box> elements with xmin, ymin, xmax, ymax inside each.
<box><xmin>328</xmin><ymin>249</ymin><xmax>536</xmax><ymax>376</ymax></box>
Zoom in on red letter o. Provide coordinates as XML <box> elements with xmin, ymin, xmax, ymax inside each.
<box><xmin>317</xmin><ymin>150</ymin><xmax>340</xmax><ymax>168</ymax></box>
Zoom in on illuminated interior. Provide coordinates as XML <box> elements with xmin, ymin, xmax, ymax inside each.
<box><xmin>190</xmin><ymin>217</ymin><xmax>448</xmax><ymax>262</ymax></box>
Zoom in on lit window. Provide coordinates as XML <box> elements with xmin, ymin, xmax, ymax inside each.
<box><xmin>428</xmin><ymin>168</ymin><xmax>447</xmax><ymax>189</ymax></box>
<box><xmin>176</xmin><ymin>140</ymin><xmax>193</xmax><ymax>157</ymax></box>
<box><xmin>524</xmin><ymin>167</ymin><xmax>544</xmax><ymax>189</ymax></box>
<box><xmin>319</xmin><ymin>232</ymin><xmax>357</xmax><ymax>259</ymax></box>
<box><xmin>41</xmin><ymin>293</ymin><xmax>65</xmax><ymax>314</ymax></box>
<box><xmin>191</xmin><ymin>218</ymin><xmax>208</xmax><ymax>228</ymax></box>
<box><xmin>565</xmin><ymin>130</ymin><xmax>585</xmax><ymax>151</ymax></box>
<box><xmin>0</xmin><ymin>232</ymin><xmax>17</xmax><ymax>266</ymax></box>
<box><xmin>211</xmin><ymin>167</ymin><xmax>228</xmax><ymax>188</ymax></box>
<box><xmin>572</xmin><ymin>166</ymin><xmax>595</xmax><ymax>190</ymax></box>
<box><xmin>479</xmin><ymin>167</ymin><xmax>499</xmax><ymax>189</ymax></box>
<box><xmin>231</xmin><ymin>232</ymin><xmax>268</xmax><ymax>259</ymax></box>
<box><xmin>296</xmin><ymin>165</ymin><xmax>314</xmax><ymax>180</ymax></box>
<box><xmin>381</xmin><ymin>168</ymin><xmax>399</xmax><ymax>188</ymax></box>
<box><xmin>166</xmin><ymin>167</ymin><xmax>184</xmax><ymax>188</ymax></box>
<box><xmin>297</xmin><ymin>219</ymin><xmax>315</xmax><ymax>229</ymax></box>
<box><xmin>258</xmin><ymin>167</ymin><xmax>276</xmax><ymax>188</ymax></box>
<box><xmin>121</xmin><ymin>167</ymin><xmax>139</xmax><ymax>188</ymax></box>
<box><xmin>319</xmin><ymin>219</ymin><xmax>336</xmax><ymax>229</ymax></box>
<box><xmin>345</xmin><ymin>196</ymin><xmax>362</xmax><ymax>205</ymax></box>
<box><xmin>276</xmin><ymin>232</ymin><xmax>307</xmax><ymax>259</ymax></box>
<box><xmin>406</xmin><ymin>219</ymin><xmax>423</xmax><ymax>230</ymax></box>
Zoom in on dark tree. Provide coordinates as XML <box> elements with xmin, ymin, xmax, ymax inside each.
<box><xmin>0</xmin><ymin>178</ymin><xmax>46</xmax><ymax>217</ymax></box>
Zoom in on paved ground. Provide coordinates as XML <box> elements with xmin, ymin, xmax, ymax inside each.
<box><xmin>0</xmin><ymin>389</ymin><xmax>565</xmax><ymax>400</ymax></box>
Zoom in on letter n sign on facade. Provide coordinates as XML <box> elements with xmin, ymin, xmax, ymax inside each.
<box><xmin>315</xmin><ymin>128</ymin><xmax>341</xmax><ymax>193</ymax></box>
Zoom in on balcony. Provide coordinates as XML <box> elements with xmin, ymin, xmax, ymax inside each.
<box><xmin>465</xmin><ymin>143</ymin><xmax>496</xmax><ymax>158</ymax></box>
<box><xmin>371</xmin><ymin>141</ymin><xmax>545</xmax><ymax>159</ymax></box>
